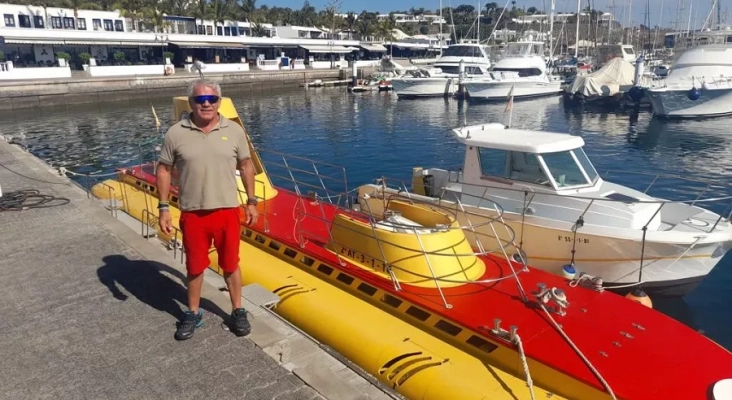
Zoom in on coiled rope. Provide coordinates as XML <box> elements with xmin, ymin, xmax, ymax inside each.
<box><xmin>0</xmin><ymin>189</ymin><xmax>70</xmax><ymax>212</ymax></box>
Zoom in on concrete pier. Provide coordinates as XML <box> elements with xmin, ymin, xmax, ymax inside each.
<box><xmin>0</xmin><ymin>139</ymin><xmax>393</xmax><ymax>400</ymax></box>
<box><xmin>0</xmin><ymin>69</ymin><xmax>346</xmax><ymax>112</ymax></box>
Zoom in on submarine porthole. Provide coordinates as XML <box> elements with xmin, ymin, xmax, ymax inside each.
<box><xmin>269</xmin><ymin>241</ymin><xmax>281</xmax><ymax>251</ymax></box>
<box><xmin>283</xmin><ymin>248</ymin><xmax>298</xmax><ymax>258</ymax></box>
<box><xmin>317</xmin><ymin>264</ymin><xmax>334</xmax><ymax>275</ymax></box>
<box><xmin>406</xmin><ymin>306</ymin><xmax>431</xmax><ymax>321</ymax></box>
<box><xmin>357</xmin><ymin>283</ymin><xmax>377</xmax><ymax>296</ymax></box>
<box><xmin>382</xmin><ymin>294</ymin><xmax>403</xmax><ymax>308</ymax></box>
<box><xmin>435</xmin><ymin>320</ymin><xmax>462</xmax><ymax>336</ymax></box>
<box><xmin>466</xmin><ymin>335</ymin><xmax>498</xmax><ymax>353</ymax></box>
<box><xmin>300</xmin><ymin>256</ymin><xmax>315</xmax><ymax>266</ymax></box>
<box><xmin>254</xmin><ymin>234</ymin><xmax>266</xmax><ymax>244</ymax></box>
<box><xmin>244</xmin><ymin>229</ymin><xmax>253</xmax><ymax>237</ymax></box>
<box><xmin>336</xmin><ymin>273</ymin><xmax>355</xmax><ymax>285</ymax></box>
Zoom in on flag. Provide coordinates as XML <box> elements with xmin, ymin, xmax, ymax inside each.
<box><xmin>151</xmin><ymin>104</ymin><xmax>160</xmax><ymax>130</ymax></box>
<box><xmin>504</xmin><ymin>84</ymin><xmax>515</xmax><ymax>113</ymax></box>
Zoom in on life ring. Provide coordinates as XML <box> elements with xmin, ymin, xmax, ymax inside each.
<box><xmin>164</xmin><ymin>65</ymin><xmax>173</xmax><ymax>76</ymax></box>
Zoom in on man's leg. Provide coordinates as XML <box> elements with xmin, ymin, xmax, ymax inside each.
<box><xmin>223</xmin><ymin>269</ymin><xmax>242</xmax><ymax>310</ymax></box>
<box><xmin>176</xmin><ymin>211</ymin><xmax>209</xmax><ymax>341</ymax></box>
<box><xmin>214</xmin><ymin>207</ymin><xmax>251</xmax><ymax>337</ymax></box>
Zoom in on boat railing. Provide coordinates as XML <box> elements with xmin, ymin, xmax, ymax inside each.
<box><xmin>258</xmin><ymin>147</ymin><xmax>351</xmax><ymax>208</ymax></box>
<box><xmin>414</xmin><ymin>174</ymin><xmax>732</xmax><ymax>289</ymax></box>
<box><xmin>295</xmin><ymin>186</ymin><xmax>530</xmax><ymax>309</ymax></box>
<box><xmin>365</xmin><ymin>176</ymin><xmax>532</xmax><ymax>280</ymax></box>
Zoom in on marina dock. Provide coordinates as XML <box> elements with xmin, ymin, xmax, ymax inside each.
<box><xmin>0</xmin><ymin>139</ymin><xmax>393</xmax><ymax>400</ymax></box>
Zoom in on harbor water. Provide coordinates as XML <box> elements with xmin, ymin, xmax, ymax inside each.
<box><xmin>3</xmin><ymin>87</ymin><xmax>732</xmax><ymax>350</ymax></box>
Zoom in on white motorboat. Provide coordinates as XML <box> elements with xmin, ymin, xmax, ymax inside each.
<box><xmin>463</xmin><ymin>40</ymin><xmax>563</xmax><ymax>100</ymax></box>
<box><xmin>357</xmin><ymin>123</ymin><xmax>732</xmax><ymax>297</ymax></box>
<box><xmin>391</xmin><ymin>42</ymin><xmax>492</xmax><ymax>98</ymax></box>
<box><xmin>646</xmin><ymin>45</ymin><xmax>732</xmax><ymax>118</ymax></box>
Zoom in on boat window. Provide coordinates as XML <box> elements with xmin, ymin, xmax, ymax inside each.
<box><xmin>442</xmin><ymin>46</ymin><xmax>484</xmax><ymax>58</ymax></box>
<box><xmin>508</xmin><ymin>152</ymin><xmax>551</xmax><ymax>186</ymax></box>
<box><xmin>492</xmin><ymin>67</ymin><xmax>542</xmax><ymax>77</ymax></box>
<box><xmin>539</xmin><ymin>151</ymin><xmax>590</xmax><ymax>188</ymax></box>
<box><xmin>477</xmin><ymin>147</ymin><xmax>508</xmax><ymax>178</ymax></box>
<box><xmin>504</xmin><ymin>43</ymin><xmax>531</xmax><ymax>57</ymax></box>
<box><xmin>572</xmin><ymin>148</ymin><xmax>598</xmax><ymax>184</ymax></box>
<box><xmin>437</xmin><ymin>65</ymin><xmax>461</xmax><ymax>74</ymax></box>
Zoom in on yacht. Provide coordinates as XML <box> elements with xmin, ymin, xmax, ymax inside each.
<box><xmin>357</xmin><ymin>123</ymin><xmax>732</xmax><ymax>297</ymax></box>
<box><xmin>390</xmin><ymin>42</ymin><xmax>492</xmax><ymax>98</ymax></box>
<box><xmin>646</xmin><ymin>45</ymin><xmax>732</xmax><ymax>118</ymax></box>
<box><xmin>462</xmin><ymin>40</ymin><xmax>563</xmax><ymax>100</ymax></box>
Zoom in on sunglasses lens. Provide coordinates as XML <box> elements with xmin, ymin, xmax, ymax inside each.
<box><xmin>193</xmin><ymin>95</ymin><xmax>219</xmax><ymax>104</ymax></box>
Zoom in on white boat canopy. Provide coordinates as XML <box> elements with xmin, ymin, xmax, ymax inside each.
<box><xmin>452</xmin><ymin>123</ymin><xmax>585</xmax><ymax>154</ymax></box>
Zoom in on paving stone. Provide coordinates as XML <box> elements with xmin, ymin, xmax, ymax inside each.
<box><xmin>0</xmin><ymin>141</ymin><xmax>315</xmax><ymax>400</ymax></box>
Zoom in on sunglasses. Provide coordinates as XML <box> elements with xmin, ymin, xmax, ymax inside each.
<box><xmin>191</xmin><ymin>95</ymin><xmax>220</xmax><ymax>105</ymax></box>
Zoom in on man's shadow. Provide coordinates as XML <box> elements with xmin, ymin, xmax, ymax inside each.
<box><xmin>97</xmin><ymin>255</ymin><xmax>229</xmax><ymax>323</ymax></box>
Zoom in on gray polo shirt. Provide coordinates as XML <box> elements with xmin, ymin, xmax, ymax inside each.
<box><xmin>158</xmin><ymin>113</ymin><xmax>251</xmax><ymax>211</ymax></box>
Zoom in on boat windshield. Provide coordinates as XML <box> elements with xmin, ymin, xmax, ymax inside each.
<box><xmin>539</xmin><ymin>149</ymin><xmax>598</xmax><ymax>189</ymax></box>
<box><xmin>442</xmin><ymin>45</ymin><xmax>485</xmax><ymax>58</ymax></box>
<box><xmin>503</xmin><ymin>43</ymin><xmax>543</xmax><ymax>57</ymax></box>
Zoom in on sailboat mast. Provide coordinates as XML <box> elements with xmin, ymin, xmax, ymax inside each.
<box><xmin>439</xmin><ymin>0</ymin><xmax>443</xmax><ymax>56</ymax></box>
<box><xmin>549</xmin><ymin>0</ymin><xmax>555</xmax><ymax>60</ymax></box>
<box><xmin>574</xmin><ymin>0</ymin><xmax>581</xmax><ymax>57</ymax></box>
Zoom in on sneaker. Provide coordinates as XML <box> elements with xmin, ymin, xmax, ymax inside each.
<box><xmin>175</xmin><ymin>309</ymin><xmax>203</xmax><ymax>341</ymax></box>
<box><xmin>230</xmin><ymin>308</ymin><xmax>251</xmax><ymax>337</ymax></box>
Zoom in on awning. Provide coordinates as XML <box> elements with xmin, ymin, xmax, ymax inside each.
<box><xmin>170</xmin><ymin>41</ymin><xmax>246</xmax><ymax>49</ymax></box>
<box><xmin>359</xmin><ymin>43</ymin><xmax>387</xmax><ymax>52</ymax></box>
<box><xmin>1</xmin><ymin>38</ymin><xmax>165</xmax><ymax>46</ymax></box>
<box><xmin>299</xmin><ymin>45</ymin><xmax>354</xmax><ymax>54</ymax></box>
<box><xmin>2</xmin><ymin>38</ymin><xmax>65</xmax><ymax>45</ymax></box>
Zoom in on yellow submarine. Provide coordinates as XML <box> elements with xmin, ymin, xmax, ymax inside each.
<box><xmin>91</xmin><ymin>96</ymin><xmax>556</xmax><ymax>400</ymax></box>
<box><xmin>91</xmin><ymin>97</ymin><xmax>732</xmax><ymax>400</ymax></box>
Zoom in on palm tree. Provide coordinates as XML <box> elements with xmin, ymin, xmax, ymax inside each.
<box><xmin>240</xmin><ymin>0</ymin><xmax>256</xmax><ymax>21</ymax></box>
<box><xmin>113</xmin><ymin>0</ymin><xmax>147</xmax><ymax>31</ymax></box>
<box><xmin>190</xmin><ymin>0</ymin><xmax>212</xmax><ymax>34</ymax></box>
<box><xmin>62</xmin><ymin>0</ymin><xmax>100</xmax><ymax>19</ymax></box>
<box><xmin>210</xmin><ymin>0</ymin><xmax>232</xmax><ymax>35</ymax></box>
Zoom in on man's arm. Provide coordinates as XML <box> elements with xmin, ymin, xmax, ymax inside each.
<box><xmin>236</xmin><ymin>129</ymin><xmax>256</xmax><ymax>203</ymax></box>
<box><xmin>156</xmin><ymin>131</ymin><xmax>176</xmax><ymax>204</ymax></box>
<box><xmin>238</xmin><ymin>158</ymin><xmax>256</xmax><ymax>203</ymax></box>
<box><xmin>156</xmin><ymin>163</ymin><xmax>172</xmax><ymax>203</ymax></box>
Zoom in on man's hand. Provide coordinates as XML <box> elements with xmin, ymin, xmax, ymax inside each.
<box><xmin>159</xmin><ymin>210</ymin><xmax>173</xmax><ymax>235</ymax></box>
<box><xmin>245</xmin><ymin>204</ymin><xmax>259</xmax><ymax>225</ymax></box>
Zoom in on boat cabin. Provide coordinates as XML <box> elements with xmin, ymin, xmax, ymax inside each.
<box><xmin>454</xmin><ymin>123</ymin><xmax>600</xmax><ymax>193</ymax></box>
<box><xmin>490</xmin><ymin>41</ymin><xmax>548</xmax><ymax>78</ymax></box>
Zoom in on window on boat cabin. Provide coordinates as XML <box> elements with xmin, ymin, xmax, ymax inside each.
<box><xmin>477</xmin><ymin>148</ymin><xmax>551</xmax><ymax>187</ymax></box>
<box><xmin>572</xmin><ymin>148</ymin><xmax>599</xmax><ymax>184</ymax></box>
<box><xmin>492</xmin><ymin>68</ymin><xmax>542</xmax><ymax>77</ymax></box>
<box><xmin>540</xmin><ymin>151</ymin><xmax>593</xmax><ymax>188</ymax></box>
<box><xmin>442</xmin><ymin>46</ymin><xmax>484</xmax><ymax>58</ymax></box>
<box><xmin>438</xmin><ymin>65</ymin><xmax>461</xmax><ymax>74</ymax></box>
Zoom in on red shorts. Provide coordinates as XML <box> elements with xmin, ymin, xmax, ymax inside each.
<box><xmin>179</xmin><ymin>207</ymin><xmax>242</xmax><ymax>275</ymax></box>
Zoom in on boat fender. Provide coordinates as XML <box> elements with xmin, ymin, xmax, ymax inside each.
<box><xmin>687</xmin><ymin>86</ymin><xmax>701</xmax><ymax>101</ymax></box>
<box><xmin>561</xmin><ymin>264</ymin><xmax>577</xmax><ymax>280</ymax></box>
<box><xmin>625</xmin><ymin>287</ymin><xmax>653</xmax><ymax>309</ymax></box>
<box><xmin>627</xmin><ymin>86</ymin><xmax>644</xmax><ymax>102</ymax></box>
<box><xmin>712</xmin><ymin>379</ymin><xmax>732</xmax><ymax>400</ymax></box>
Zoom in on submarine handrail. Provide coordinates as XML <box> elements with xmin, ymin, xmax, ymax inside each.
<box><xmin>292</xmin><ymin>193</ymin><xmax>530</xmax><ymax>288</ymax></box>
<box><xmin>366</xmin><ymin>176</ymin><xmax>523</xmax><ymax>256</ymax></box>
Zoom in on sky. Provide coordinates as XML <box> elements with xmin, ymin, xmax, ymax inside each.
<box><xmin>257</xmin><ymin>0</ymin><xmax>722</xmax><ymax>30</ymax></box>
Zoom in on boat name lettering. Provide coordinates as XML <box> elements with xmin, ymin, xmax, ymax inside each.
<box><xmin>558</xmin><ymin>235</ymin><xmax>590</xmax><ymax>244</ymax></box>
<box><xmin>339</xmin><ymin>247</ymin><xmax>386</xmax><ymax>271</ymax></box>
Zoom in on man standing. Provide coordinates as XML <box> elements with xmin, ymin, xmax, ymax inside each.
<box><xmin>156</xmin><ymin>79</ymin><xmax>259</xmax><ymax>341</ymax></box>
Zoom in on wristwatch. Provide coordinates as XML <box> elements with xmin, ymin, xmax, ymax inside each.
<box><xmin>246</xmin><ymin>198</ymin><xmax>258</xmax><ymax>206</ymax></box>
